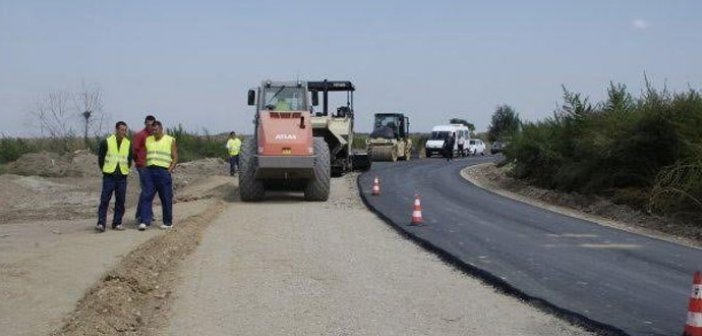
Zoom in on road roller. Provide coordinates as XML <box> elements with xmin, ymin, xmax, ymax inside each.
<box><xmin>367</xmin><ymin>113</ymin><xmax>412</xmax><ymax>162</ymax></box>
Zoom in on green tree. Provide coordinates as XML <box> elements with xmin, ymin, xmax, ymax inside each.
<box><xmin>449</xmin><ymin>118</ymin><xmax>476</xmax><ymax>135</ymax></box>
<box><xmin>488</xmin><ymin>105</ymin><xmax>521</xmax><ymax>142</ymax></box>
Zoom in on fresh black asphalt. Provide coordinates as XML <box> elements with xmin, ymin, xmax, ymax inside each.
<box><xmin>358</xmin><ymin>157</ymin><xmax>702</xmax><ymax>336</ymax></box>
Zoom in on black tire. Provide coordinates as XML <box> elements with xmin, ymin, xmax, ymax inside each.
<box><xmin>238</xmin><ymin>138</ymin><xmax>265</xmax><ymax>202</ymax></box>
<box><xmin>304</xmin><ymin>137</ymin><xmax>331</xmax><ymax>201</ymax></box>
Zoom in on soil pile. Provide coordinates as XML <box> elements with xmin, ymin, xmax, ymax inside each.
<box><xmin>4</xmin><ymin>150</ymin><xmax>100</xmax><ymax>178</ymax></box>
<box><xmin>51</xmin><ymin>200</ymin><xmax>227</xmax><ymax>336</ymax></box>
<box><xmin>173</xmin><ymin>158</ymin><xmax>228</xmax><ymax>192</ymax></box>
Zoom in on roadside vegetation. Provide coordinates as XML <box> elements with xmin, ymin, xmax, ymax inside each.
<box><xmin>0</xmin><ymin>126</ymin><xmax>233</xmax><ymax>167</ymax></box>
<box><xmin>501</xmin><ymin>81</ymin><xmax>702</xmax><ymax>219</ymax></box>
<box><xmin>167</xmin><ymin>124</ymin><xmax>232</xmax><ymax>162</ymax></box>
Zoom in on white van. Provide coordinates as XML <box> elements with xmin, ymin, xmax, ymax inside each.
<box><xmin>424</xmin><ymin>124</ymin><xmax>470</xmax><ymax>157</ymax></box>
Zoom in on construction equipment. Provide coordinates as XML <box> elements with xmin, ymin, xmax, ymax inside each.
<box><xmin>367</xmin><ymin>113</ymin><xmax>412</xmax><ymax>162</ymax></box>
<box><xmin>239</xmin><ymin>80</ymin><xmax>330</xmax><ymax>202</ymax></box>
<box><xmin>307</xmin><ymin>80</ymin><xmax>371</xmax><ymax>176</ymax></box>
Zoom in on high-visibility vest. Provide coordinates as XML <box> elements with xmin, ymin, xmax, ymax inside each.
<box><xmin>227</xmin><ymin>138</ymin><xmax>242</xmax><ymax>156</ymax></box>
<box><xmin>275</xmin><ymin>100</ymin><xmax>290</xmax><ymax>110</ymax></box>
<box><xmin>103</xmin><ymin>135</ymin><xmax>131</xmax><ymax>175</ymax></box>
<box><xmin>146</xmin><ymin>135</ymin><xmax>175</xmax><ymax>168</ymax></box>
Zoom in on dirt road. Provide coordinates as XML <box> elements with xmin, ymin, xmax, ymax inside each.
<box><xmin>0</xmin><ymin>153</ymin><xmax>232</xmax><ymax>336</ymax></box>
<box><xmin>161</xmin><ymin>175</ymin><xmax>593</xmax><ymax>336</ymax></box>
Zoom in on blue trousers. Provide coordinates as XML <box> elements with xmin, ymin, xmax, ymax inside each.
<box><xmin>135</xmin><ymin>167</ymin><xmax>152</xmax><ymax>221</ymax></box>
<box><xmin>229</xmin><ymin>155</ymin><xmax>239</xmax><ymax>175</ymax></box>
<box><xmin>138</xmin><ymin>167</ymin><xmax>173</xmax><ymax>226</ymax></box>
<box><xmin>97</xmin><ymin>174</ymin><xmax>127</xmax><ymax>227</ymax></box>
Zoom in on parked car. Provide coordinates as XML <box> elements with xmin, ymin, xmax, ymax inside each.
<box><xmin>467</xmin><ymin>139</ymin><xmax>486</xmax><ymax>156</ymax></box>
<box><xmin>491</xmin><ymin>141</ymin><xmax>505</xmax><ymax>154</ymax></box>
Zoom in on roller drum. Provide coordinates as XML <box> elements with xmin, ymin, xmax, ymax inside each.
<box><xmin>369</xmin><ymin>144</ymin><xmax>398</xmax><ymax>162</ymax></box>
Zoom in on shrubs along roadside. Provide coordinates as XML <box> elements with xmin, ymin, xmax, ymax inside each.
<box><xmin>0</xmin><ymin>126</ymin><xmax>237</xmax><ymax>168</ymax></box>
<box><xmin>506</xmin><ymin>82</ymin><xmax>702</xmax><ymax>218</ymax></box>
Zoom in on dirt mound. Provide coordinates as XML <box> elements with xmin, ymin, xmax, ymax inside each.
<box><xmin>52</xmin><ymin>200</ymin><xmax>227</xmax><ymax>336</ymax></box>
<box><xmin>5</xmin><ymin>150</ymin><xmax>100</xmax><ymax>178</ymax></box>
<box><xmin>173</xmin><ymin>158</ymin><xmax>228</xmax><ymax>192</ymax></box>
<box><xmin>177</xmin><ymin>157</ymin><xmax>227</xmax><ymax>175</ymax></box>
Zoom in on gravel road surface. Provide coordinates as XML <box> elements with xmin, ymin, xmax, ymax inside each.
<box><xmin>162</xmin><ymin>175</ymin><xmax>592</xmax><ymax>336</ymax></box>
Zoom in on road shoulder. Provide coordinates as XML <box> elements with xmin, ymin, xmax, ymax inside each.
<box><xmin>462</xmin><ymin>162</ymin><xmax>700</xmax><ymax>249</ymax></box>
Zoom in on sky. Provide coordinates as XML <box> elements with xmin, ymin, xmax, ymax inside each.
<box><xmin>1</xmin><ymin>0</ymin><xmax>700</xmax><ymax>137</ymax></box>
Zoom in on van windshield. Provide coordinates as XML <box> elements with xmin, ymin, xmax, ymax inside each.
<box><xmin>431</xmin><ymin>131</ymin><xmax>449</xmax><ymax>140</ymax></box>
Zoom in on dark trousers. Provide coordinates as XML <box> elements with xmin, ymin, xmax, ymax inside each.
<box><xmin>97</xmin><ymin>174</ymin><xmax>127</xmax><ymax>227</ymax></box>
<box><xmin>135</xmin><ymin>167</ymin><xmax>152</xmax><ymax>221</ymax></box>
<box><xmin>229</xmin><ymin>155</ymin><xmax>239</xmax><ymax>175</ymax></box>
<box><xmin>444</xmin><ymin>148</ymin><xmax>454</xmax><ymax>161</ymax></box>
<box><xmin>139</xmin><ymin>167</ymin><xmax>173</xmax><ymax>226</ymax></box>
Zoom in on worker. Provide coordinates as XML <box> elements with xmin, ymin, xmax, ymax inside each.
<box><xmin>225</xmin><ymin>131</ymin><xmax>242</xmax><ymax>176</ymax></box>
<box><xmin>275</xmin><ymin>97</ymin><xmax>290</xmax><ymax>110</ymax></box>
<box><xmin>457</xmin><ymin>134</ymin><xmax>466</xmax><ymax>157</ymax></box>
<box><xmin>96</xmin><ymin>121</ymin><xmax>132</xmax><ymax>232</ymax></box>
<box><xmin>443</xmin><ymin>132</ymin><xmax>455</xmax><ymax>162</ymax></box>
<box><xmin>138</xmin><ymin>120</ymin><xmax>178</xmax><ymax>231</ymax></box>
<box><xmin>132</xmin><ymin>115</ymin><xmax>156</xmax><ymax>224</ymax></box>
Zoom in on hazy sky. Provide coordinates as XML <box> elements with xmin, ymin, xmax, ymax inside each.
<box><xmin>1</xmin><ymin>0</ymin><xmax>700</xmax><ymax>137</ymax></box>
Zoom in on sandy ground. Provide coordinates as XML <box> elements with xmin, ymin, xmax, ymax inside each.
<box><xmin>0</xmin><ymin>153</ymin><xmax>232</xmax><ymax>336</ymax></box>
<box><xmin>0</xmin><ymin>200</ymin><xmax>218</xmax><ymax>336</ymax></box>
<box><xmin>161</xmin><ymin>175</ymin><xmax>594</xmax><ymax>336</ymax></box>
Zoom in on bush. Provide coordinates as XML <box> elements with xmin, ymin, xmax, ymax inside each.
<box><xmin>167</xmin><ymin>124</ymin><xmax>233</xmax><ymax>163</ymax></box>
<box><xmin>506</xmin><ymin>82</ymin><xmax>702</xmax><ymax>215</ymax></box>
<box><xmin>0</xmin><ymin>136</ymin><xmax>86</xmax><ymax>165</ymax></box>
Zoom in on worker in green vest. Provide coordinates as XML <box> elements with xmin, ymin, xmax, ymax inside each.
<box><xmin>96</xmin><ymin>121</ymin><xmax>132</xmax><ymax>232</ymax></box>
<box><xmin>226</xmin><ymin>131</ymin><xmax>242</xmax><ymax>176</ymax></box>
<box><xmin>138</xmin><ymin>120</ymin><xmax>178</xmax><ymax>231</ymax></box>
<box><xmin>275</xmin><ymin>96</ymin><xmax>291</xmax><ymax>110</ymax></box>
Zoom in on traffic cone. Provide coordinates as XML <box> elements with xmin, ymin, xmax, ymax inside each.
<box><xmin>372</xmin><ymin>176</ymin><xmax>381</xmax><ymax>196</ymax></box>
<box><xmin>685</xmin><ymin>271</ymin><xmax>702</xmax><ymax>336</ymax></box>
<box><xmin>411</xmin><ymin>194</ymin><xmax>423</xmax><ymax>225</ymax></box>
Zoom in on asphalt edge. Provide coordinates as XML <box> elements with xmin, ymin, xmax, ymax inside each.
<box><xmin>356</xmin><ymin>172</ymin><xmax>629</xmax><ymax>336</ymax></box>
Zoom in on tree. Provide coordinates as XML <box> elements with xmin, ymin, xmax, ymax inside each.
<box><xmin>488</xmin><ymin>105</ymin><xmax>521</xmax><ymax>142</ymax></box>
<box><xmin>449</xmin><ymin>118</ymin><xmax>476</xmax><ymax>136</ymax></box>
<box><xmin>29</xmin><ymin>82</ymin><xmax>109</xmax><ymax>150</ymax></box>
<box><xmin>31</xmin><ymin>90</ymin><xmax>76</xmax><ymax>139</ymax></box>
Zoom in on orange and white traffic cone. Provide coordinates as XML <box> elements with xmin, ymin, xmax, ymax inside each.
<box><xmin>372</xmin><ymin>176</ymin><xmax>381</xmax><ymax>196</ymax></box>
<box><xmin>411</xmin><ymin>194</ymin><xmax>423</xmax><ymax>225</ymax></box>
<box><xmin>685</xmin><ymin>271</ymin><xmax>702</xmax><ymax>336</ymax></box>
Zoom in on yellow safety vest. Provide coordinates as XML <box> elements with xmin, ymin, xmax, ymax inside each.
<box><xmin>227</xmin><ymin>138</ymin><xmax>242</xmax><ymax>156</ymax></box>
<box><xmin>146</xmin><ymin>135</ymin><xmax>175</xmax><ymax>169</ymax></box>
<box><xmin>275</xmin><ymin>100</ymin><xmax>290</xmax><ymax>111</ymax></box>
<box><xmin>103</xmin><ymin>135</ymin><xmax>130</xmax><ymax>175</ymax></box>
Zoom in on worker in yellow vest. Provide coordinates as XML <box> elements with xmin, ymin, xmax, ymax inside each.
<box><xmin>138</xmin><ymin>120</ymin><xmax>178</xmax><ymax>231</ymax></box>
<box><xmin>225</xmin><ymin>131</ymin><xmax>242</xmax><ymax>176</ymax></box>
<box><xmin>96</xmin><ymin>121</ymin><xmax>132</xmax><ymax>232</ymax></box>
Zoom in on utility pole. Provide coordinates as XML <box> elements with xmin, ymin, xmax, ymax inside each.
<box><xmin>82</xmin><ymin>110</ymin><xmax>92</xmax><ymax>147</ymax></box>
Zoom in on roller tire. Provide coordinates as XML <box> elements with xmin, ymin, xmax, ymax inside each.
<box><xmin>304</xmin><ymin>137</ymin><xmax>331</xmax><ymax>201</ymax></box>
<box><xmin>238</xmin><ymin>138</ymin><xmax>265</xmax><ymax>202</ymax></box>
